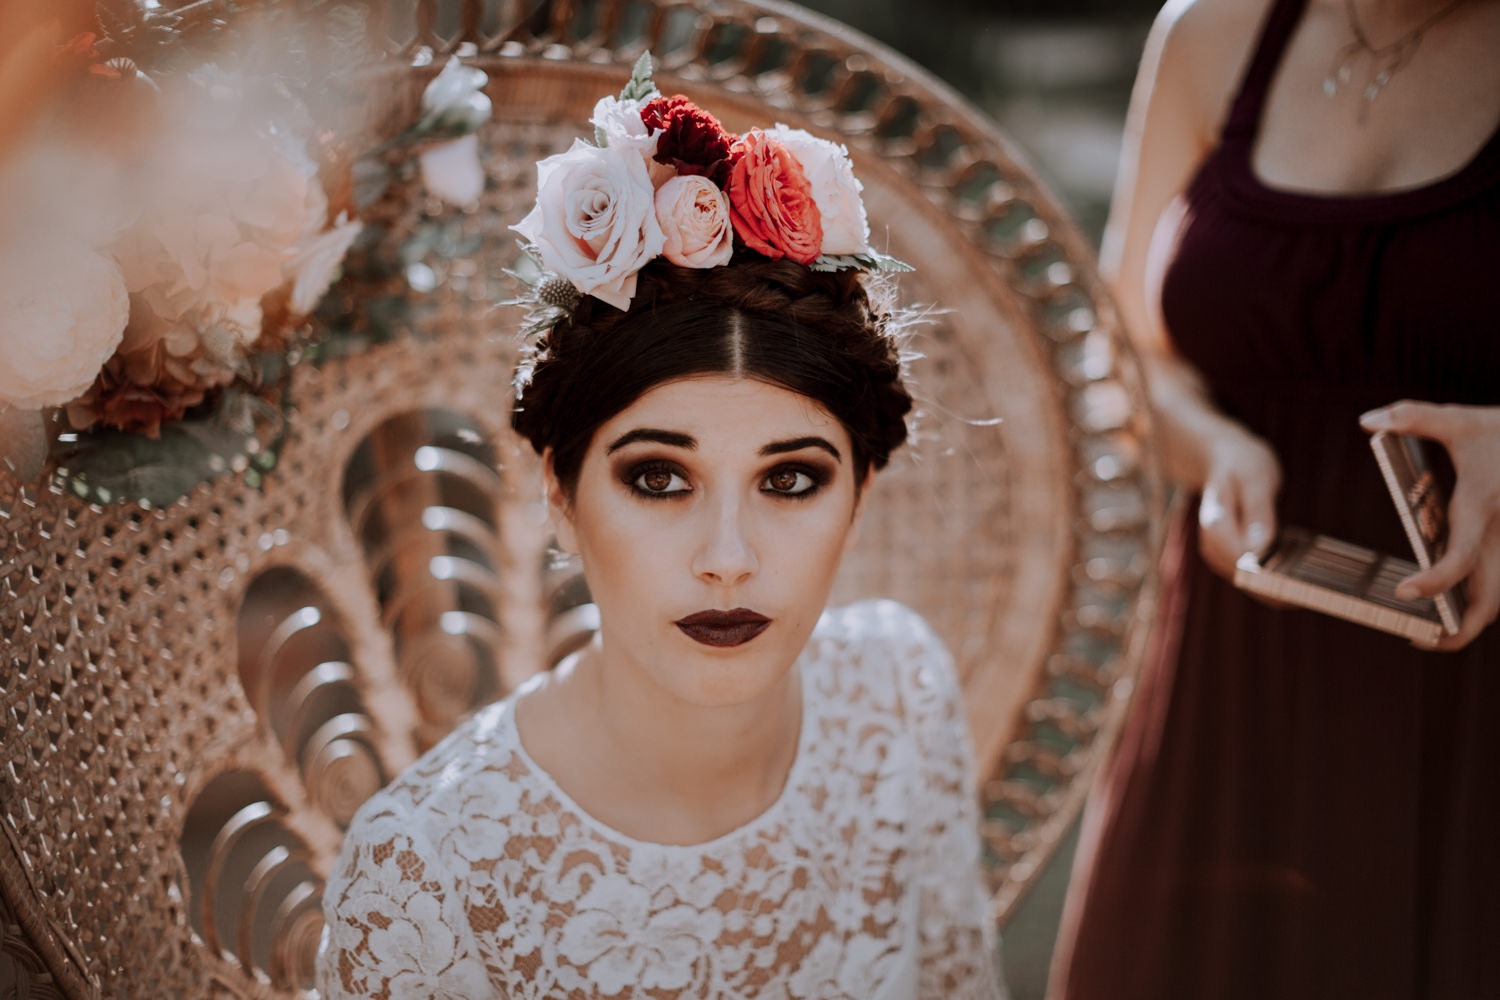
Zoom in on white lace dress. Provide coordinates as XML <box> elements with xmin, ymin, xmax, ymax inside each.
<box><xmin>317</xmin><ymin>600</ymin><xmax>1006</xmax><ymax>999</ymax></box>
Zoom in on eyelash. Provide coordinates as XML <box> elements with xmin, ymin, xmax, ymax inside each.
<box><xmin>760</xmin><ymin>463</ymin><xmax>829</xmax><ymax>500</ymax></box>
<box><xmin>621</xmin><ymin>461</ymin><xmax>832</xmax><ymax>501</ymax></box>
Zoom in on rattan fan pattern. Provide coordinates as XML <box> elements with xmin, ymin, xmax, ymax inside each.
<box><xmin>0</xmin><ymin>1</ymin><xmax>1161</xmax><ymax>996</ymax></box>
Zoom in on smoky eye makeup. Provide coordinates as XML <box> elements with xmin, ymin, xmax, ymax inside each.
<box><xmin>618</xmin><ymin>458</ymin><xmax>692</xmax><ymax>498</ymax></box>
<box><xmin>761</xmin><ymin>460</ymin><xmax>834</xmax><ymax>499</ymax></box>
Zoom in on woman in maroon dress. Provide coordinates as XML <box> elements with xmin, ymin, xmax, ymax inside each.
<box><xmin>1052</xmin><ymin>0</ymin><xmax>1500</xmax><ymax>997</ymax></box>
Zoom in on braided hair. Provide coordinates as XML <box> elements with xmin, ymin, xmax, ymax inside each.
<box><xmin>511</xmin><ymin>255</ymin><xmax>912</xmax><ymax>495</ymax></box>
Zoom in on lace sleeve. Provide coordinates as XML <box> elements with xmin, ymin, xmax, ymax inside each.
<box><xmin>316</xmin><ymin>804</ymin><xmax>492</xmax><ymax>1000</ymax></box>
<box><xmin>902</xmin><ymin>616</ymin><xmax>1009</xmax><ymax>1000</ymax></box>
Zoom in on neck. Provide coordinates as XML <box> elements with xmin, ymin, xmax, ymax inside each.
<box><xmin>577</xmin><ymin>636</ymin><xmax>805</xmax><ymax>837</ymax></box>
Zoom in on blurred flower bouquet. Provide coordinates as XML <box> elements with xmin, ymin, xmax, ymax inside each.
<box><xmin>0</xmin><ymin>1</ymin><xmax>492</xmax><ymax>506</ymax></box>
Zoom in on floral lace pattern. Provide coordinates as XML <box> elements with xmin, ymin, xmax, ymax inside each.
<box><xmin>318</xmin><ymin>600</ymin><xmax>1006</xmax><ymax>998</ymax></box>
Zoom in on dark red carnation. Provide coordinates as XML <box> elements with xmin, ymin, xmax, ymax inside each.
<box><xmin>641</xmin><ymin>95</ymin><xmax>736</xmax><ymax>187</ymax></box>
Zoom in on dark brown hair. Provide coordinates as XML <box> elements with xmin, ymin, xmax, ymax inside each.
<box><xmin>511</xmin><ymin>255</ymin><xmax>912</xmax><ymax>494</ymax></box>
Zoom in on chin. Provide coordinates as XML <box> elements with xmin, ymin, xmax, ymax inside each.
<box><xmin>668</xmin><ymin>636</ymin><xmax>802</xmax><ymax>706</ymax></box>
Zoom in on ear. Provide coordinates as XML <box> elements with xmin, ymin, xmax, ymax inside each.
<box><xmin>542</xmin><ymin>450</ymin><xmax>579</xmax><ymax>553</ymax></box>
<box><xmin>843</xmin><ymin>470</ymin><xmax>874</xmax><ymax>554</ymax></box>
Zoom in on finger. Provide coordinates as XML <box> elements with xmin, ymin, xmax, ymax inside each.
<box><xmin>1431</xmin><ymin>545</ymin><xmax>1500</xmax><ymax>652</ymax></box>
<box><xmin>1360</xmin><ymin>399</ymin><xmax>1453</xmax><ymax>440</ymax></box>
<box><xmin>1238</xmin><ymin>475</ymin><xmax>1278</xmax><ymax>560</ymax></box>
<box><xmin>1198</xmin><ymin>485</ymin><xmax>1243</xmax><ymax>579</ymax></box>
<box><xmin>1396</xmin><ymin>487</ymin><xmax>1485</xmax><ymax>599</ymax></box>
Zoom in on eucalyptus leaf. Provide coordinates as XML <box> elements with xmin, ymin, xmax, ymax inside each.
<box><xmin>619</xmin><ymin>52</ymin><xmax>658</xmax><ymax>102</ymax></box>
<box><xmin>52</xmin><ymin>390</ymin><xmax>284</xmax><ymax>507</ymax></box>
<box><xmin>352</xmin><ymin>156</ymin><xmax>393</xmax><ymax>212</ymax></box>
<box><xmin>809</xmin><ymin>251</ymin><xmax>915</xmax><ymax>273</ymax></box>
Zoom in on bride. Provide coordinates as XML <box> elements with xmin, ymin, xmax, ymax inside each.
<box><xmin>317</xmin><ymin>61</ymin><xmax>1005</xmax><ymax>999</ymax></box>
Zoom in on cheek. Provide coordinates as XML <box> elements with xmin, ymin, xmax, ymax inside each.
<box><xmin>571</xmin><ymin>497</ymin><xmax>680</xmax><ymax>596</ymax></box>
<box><xmin>766</xmin><ymin>505</ymin><xmax>857</xmax><ymax>586</ymax></box>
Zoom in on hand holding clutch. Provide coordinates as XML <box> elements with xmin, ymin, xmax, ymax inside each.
<box><xmin>1360</xmin><ymin>401</ymin><xmax>1500</xmax><ymax>651</ymax></box>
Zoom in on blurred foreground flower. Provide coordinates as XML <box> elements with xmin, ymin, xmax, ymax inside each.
<box><xmin>0</xmin><ymin>6</ymin><xmax>366</xmax><ymax>503</ymax></box>
<box><xmin>0</xmin><ymin>244</ymin><xmax>129</xmax><ymax>410</ymax></box>
<box><xmin>0</xmin><ymin>6</ymin><xmax>490</xmax><ymax>506</ymax></box>
<box><xmin>413</xmin><ymin>57</ymin><xmax>491</xmax><ymax>208</ymax></box>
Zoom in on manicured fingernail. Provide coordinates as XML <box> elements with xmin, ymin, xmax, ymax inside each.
<box><xmin>1360</xmin><ymin>409</ymin><xmax>1389</xmax><ymax>429</ymax></box>
<box><xmin>1245</xmin><ymin>522</ymin><xmax>1269</xmax><ymax>552</ymax></box>
<box><xmin>1395</xmin><ymin>581</ymin><xmax>1420</xmax><ymax>600</ymax></box>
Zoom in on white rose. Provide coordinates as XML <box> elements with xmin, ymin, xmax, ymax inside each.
<box><xmin>763</xmin><ymin>124</ymin><xmax>870</xmax><ymax>255</ymax></box>
<box><xmin>287</xmin><ymin>213</ymin><xmax>363</xmax><ymax>315</ymax></box>
<box><xmin>421</xmin><ymin>57</ymin><xmax>492</xmax><ymax>133</ymax></box>
<box><xmin>654</xmin><ymin>175</ymin><xmax>733</xmax><ymax>269</ymax></box>
<box><xmin>512</xmin><ymin>139</ymin><xmax>665</xmax><ymax>311</ymax></box>
<box><xmin>590</xmin><ymin>94</ymin><xmax>657</xmax><ymax>156</ymax></box>
<box><xmin>0</xmin><ymin>247</ymin><xmax>128</xmax><ymax>409</ymax></box>
<box><xmin>418</xmin><ymin>133</ymin><xmax>486</xmax><ymax>207</ymax></box>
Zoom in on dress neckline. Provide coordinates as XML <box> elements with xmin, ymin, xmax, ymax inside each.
<box><xmin>1214</xmin><ymin>0</ymin><xmax>1500</xmax><ymax>223</ymax></box>
<box><xmin>505</xmin><ymin>654</ymin><xmax>817</xmax><ymax>853</ymax></box>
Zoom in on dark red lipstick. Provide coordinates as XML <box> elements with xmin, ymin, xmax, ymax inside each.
<box><xmin>675</xmin><ymin>609</ymin><xmax>771</xmax><ymax>648</ymax></box>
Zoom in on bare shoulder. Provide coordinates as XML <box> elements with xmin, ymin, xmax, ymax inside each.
<box><xmin>1149</xmin><ymin>0</ymin><xmax>1278</xmax><ymax>139</ymax></box>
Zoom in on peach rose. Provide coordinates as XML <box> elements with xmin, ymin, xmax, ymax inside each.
<box><xmin>725</xmin><ymin>130</ymin><xmax>822</xmax><ymax>265</ymax></box>
<box><xmin>654</xmin><ymin>175</ymin><xmax>733</xmax><ymax>269</ymax></box>
<box><xmin>763</xmin><ymin>125</ymin><xmax>870</xmax><ymax>255</ymax></box>
<box><xmin>512</xmin><ymin>139</ymin><xmax>665</xmax><ymax>310</ymax></box>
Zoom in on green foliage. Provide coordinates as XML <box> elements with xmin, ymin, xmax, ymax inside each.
<box><xmin>52</xmin><ymin>386</ymin><xmax>286</xmax><ymax>509</ymax></box>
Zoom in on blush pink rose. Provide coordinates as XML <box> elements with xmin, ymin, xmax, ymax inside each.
<box><xmin>512</xmin><ymin>139</ymin><xmax>665</xmax><ymax>310</ymax></box>
<box><xmin>654</xmin><ymin>175</ymin><xmax>733</xmax><ymax>269</ymax></box>
<box><xmin>725</xmin><ymin>130</ymin><xmax>823</xmax><ymax>265</ymax></box>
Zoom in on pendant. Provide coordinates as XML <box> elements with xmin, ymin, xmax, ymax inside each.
<box><xmin>1323</xmin><ymin>43</ymin><xmax>1360</xmax><ymax>98</ymax></box>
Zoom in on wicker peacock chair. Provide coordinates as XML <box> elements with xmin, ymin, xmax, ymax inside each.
<box><xmin>0</xmin><ymin>1</ymin><xmax>1162</xmax><ymax>995</ymax></box>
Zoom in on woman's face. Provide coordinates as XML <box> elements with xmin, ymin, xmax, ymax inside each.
<box><xmin>548</xmin><ymin>375</ymin><xmax>866</xmax><ymax>708</ymax></box>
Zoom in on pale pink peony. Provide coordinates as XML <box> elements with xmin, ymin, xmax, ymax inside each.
<box><xmin>512</xmin><ymin>139</ymin><xmax>665</xmax><ymax>311</ymax></box>
<box><xmin>762</xmin><ymin>124</ymin><xmax>870</xmax><ymax>256</ymax></box>
<box><xmin>0</xmin><ymin>246</ymin><xmax>129</xmax><ymax>410</ymax></box>
<box><xmin>654</xmin><ymin>175</ymin><xmax>733</xmax><ymax>269</ymax></box>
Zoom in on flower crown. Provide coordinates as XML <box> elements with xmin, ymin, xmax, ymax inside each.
<box><xmin>509</xmin><ymin>54</ymin><xmax>908</xmax><ymax>329</ymax></box>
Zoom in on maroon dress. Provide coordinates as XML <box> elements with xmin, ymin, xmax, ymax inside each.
<box><xmin>1053</xmin><ymin>0</ymin><xmax>1500</xmax><ymax>996</ymax></box>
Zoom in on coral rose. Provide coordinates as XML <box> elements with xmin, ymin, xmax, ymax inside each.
<box><xmin>725</xmin><ymin>130</ymin><xmax>823</xmax><ymax>265</ymax></box>
<box><xmin>763</xmin><ymin>125</ymin><xmax>870</xmax><ymax>256</ymax></box>
<box><xmin>641</xmin><ymin>95</ymin><xmax>735</xmax><ymax>187</ymax></box>
<box><xmin>512</xmin><ymin>139</ymin><xmax>665</xmax><ymax>311</ymax></box>
<box><xmin>655</xmin><ymin>175</ymin><xmax>734</xmax><ymax>269</ymax></box>
<box><xmin>0</xmin><ymin>246</ymin><xmax>128</xmax><ymax>410</ymax></box>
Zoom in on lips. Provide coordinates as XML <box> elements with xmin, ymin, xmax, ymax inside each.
<box><xmin>675</xmin><ymin>608</ymin><xmax>771</xmax><ymax>648</ymax></box>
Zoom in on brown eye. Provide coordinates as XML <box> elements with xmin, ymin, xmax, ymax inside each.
<box><xmin>628</xmin><ymin>464</ymin><xmax>690</xmax><ymax>497</ymax></box>
<box><xmin>762</xmin><ymin>466</ymin><xmax>820</xmax><ymax>496</ymax></box>
<box><xmin>768</xmin><ymin>469</ymin><xmax>800</xmax><ymax>492</ymax></box>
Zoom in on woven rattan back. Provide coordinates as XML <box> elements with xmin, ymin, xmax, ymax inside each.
<box><xmin>0</xmin><ymin>1</ymin><xmax>1161</xmax><ymax>995</ymax></box>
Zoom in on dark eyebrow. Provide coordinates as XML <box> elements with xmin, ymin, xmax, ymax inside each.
<box><xmin>760</xmin><ymin>436</ymin><xmax>843</xmax><ymax>462</ymax></box>
<box><xmin>606</xmin><ymin>428</ymin><xmax>697</xmax><ymax>454</ymax></box>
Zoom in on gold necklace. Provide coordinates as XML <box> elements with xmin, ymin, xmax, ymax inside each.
<box><xmin>1324</xmin><ymin>0</ymin><xmax>1468</xmax><ymax>121</ymax></box>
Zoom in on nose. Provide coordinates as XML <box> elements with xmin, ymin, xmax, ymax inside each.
<box><xmin>692</xmin><ymin>495</ymin><xmax>758</xmax><ymax>586</ymax></box>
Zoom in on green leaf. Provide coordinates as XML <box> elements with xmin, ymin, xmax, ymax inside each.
<box><xmin>618</xmin><ymin>51</ymin><xmax>659</xmax><ymax>102</ymax></box>
<box><xmin>51</xmin><ymin>389</ymin><xmax>286</xmax><ymax>507</ymax></box>
<box><xmin>808</xmin><ymin>251</ymin><xmax>915</xmax><ymax>273</ymax></box>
